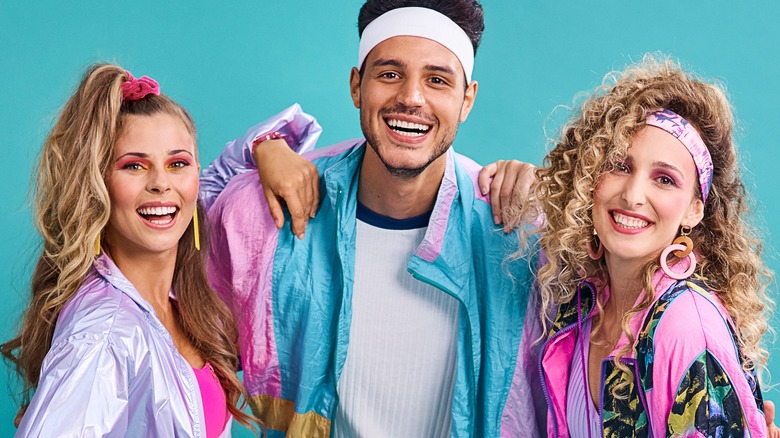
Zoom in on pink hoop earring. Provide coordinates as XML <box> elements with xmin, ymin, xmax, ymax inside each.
<box><xmin>587</xmin><ymin>230</ymin><xmax>603</xmax><ymax>260</ymax></box>
<box><xmin>660</xmin><ymin>226</ymin><xmax>696</xmax><ymax>279</ymax></box>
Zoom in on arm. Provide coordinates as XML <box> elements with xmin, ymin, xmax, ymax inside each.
<box><xmin>199</xmin><ymin>103</ymin><xmax>322</xmax><ymax>212</ymax></box>
<box><xmin>207</xmin><ymin>172</ymin><xmax>277</xmax><ymax>387</ymax></box>
<box><xmin>477</xmin><ymin>159</ymin><xmax>536</xmax><ymax>232</ymax></box>
<box><xmin>16</xmin><ymin>337</ymin><xmax>131</xmax><ymax>436</ymax></box>
<box><xmin>646</xmin><ymin>289</ymin><xmax>767</xmax><ymax>437</ymax></box>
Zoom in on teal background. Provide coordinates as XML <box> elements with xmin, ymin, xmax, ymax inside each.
<box><xmin>1</xmin><ymin>1</ymin><xmax>778</xmax><ymax>435</ymax></box>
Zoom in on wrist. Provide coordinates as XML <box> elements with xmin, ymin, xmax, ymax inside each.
<box><xmin>251</xmin><ymin>131</ymin><xmax>286</xmax><ymax>155</ymax></box>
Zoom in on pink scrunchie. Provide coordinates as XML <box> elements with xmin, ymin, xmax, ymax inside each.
<box><xmin>121</xmin><ymin>71</ymin><xmax>160</xmax><ymax>101</ymax></box>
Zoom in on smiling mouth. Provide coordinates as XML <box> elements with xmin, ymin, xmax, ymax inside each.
<box><xmin>137</xmin><ymin>206</ymin><xmax>179</xmax><ymax>225</ymax></box>
<box><xmin>385</xmin><ymin>118</ymin><xmax>431</xmax><ymax>137</ymax></box>
<box><xmin>611</xmin><ymin>211</ymin><xmax>650</xmax><ymax>229</ymax></box>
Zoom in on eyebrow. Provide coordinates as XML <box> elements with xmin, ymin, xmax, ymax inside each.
<box><xmin>371</xmin><ymin>58</ymin><xmax>405</xmax><ymax>69</ymax></box>
<box><xmin>115</xmin><ymin>149</ymin><xmax>194</xmax><ymax>160</ymax></box>
<box><xmin>653</xmin><ymin>161</ymin><xmax>685</xmax><ymax>177</ymax></box>
<box><xmin>424</xmin><ymin>64</ymin><xmax>457</xmax><ymax>76</ymax></box>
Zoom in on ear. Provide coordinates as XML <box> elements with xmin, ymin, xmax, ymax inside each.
<box><xmin>459</xmin><ymin>80</ymin><xmax>478</xmax><ymax>123</ymax></box>
<box><xmin>683</xmin><ymin>198</ymin><xmax>705</xmax><ymax>228</ymax></box>
<box><xmin>349</xmin><ymin>67</ymin><xmax>361</xmax><ymax>109</ymax></box>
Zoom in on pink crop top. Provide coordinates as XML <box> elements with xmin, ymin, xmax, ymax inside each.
<box><xmin>192</xmin><ymin>362</ymin><xmax>229</xmax><ymax>437</ymax></box>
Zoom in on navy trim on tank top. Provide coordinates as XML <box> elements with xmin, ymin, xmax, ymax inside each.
<box><xmin>356</xmin><ymin>201</ymin><xmax>431</xmax><ymax>230</ymax></box>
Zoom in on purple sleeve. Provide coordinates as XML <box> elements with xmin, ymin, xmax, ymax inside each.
<box><xmin>199</xmin><ymin>103</ymin><xmax>322</xmax><ymax>211</ymax></box>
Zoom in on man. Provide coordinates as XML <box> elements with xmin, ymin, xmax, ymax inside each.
<box><xmin>205</xmin><ymin>1</ymin><xmax>544</xmax><ymax>436</ymax></box>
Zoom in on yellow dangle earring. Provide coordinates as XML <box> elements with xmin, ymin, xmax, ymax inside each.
<box><xmin>193</xmin><ymin>208</ymin><xmax>201</xmax><ymax>251</ymax></box>
<box><xmin>94</xmin><ymin>233</ymin><xmax>101</xmax><ymax>256</ymax></box>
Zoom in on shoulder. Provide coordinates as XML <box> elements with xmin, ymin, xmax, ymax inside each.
<box><xmin>302</xmin><ymin>138</ymin><xmax>363</xmax><ymax>164</ymax></box>
<box><xmin>52</xmin><ymin>275</ymin><xmax>149</xmax><ymax>356</ymax></box>
<box><xmin>636</xmin><ymin>280</ymin><xmax>741</xmax><ymax>390</ymax></box>
<box><xmin>648</xmin><ymin>281</ymin><xmax>735</xmax><ymax>350</ymax></box>
<box><xmin>452</xmin><ymin>151</ymin><xmax>489</xmax><ymax>204</ymax></box>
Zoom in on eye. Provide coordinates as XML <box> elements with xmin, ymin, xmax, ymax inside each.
<box><xmin>656</xmin><ymin>175</ymin><xmax>678</xmax><ymax>187</ymax></box>
<box><xmin>122</xmin><ymin>162</ymin><xmax>145</xmax><ymax>171</ymax></box>
<box><xmin>380</xmin><ymin>72</ymin><xmax>399</xmax><ymax>80</ymax></box>
<box><xmin>613</xmin><ymin>161</ymin><xmax>629</xmax><ymax>173</ymax></box>
<box><xmin>169</xmin><ymin>159</ymin><xmax>190</xmax><ymax>169</ymax></box>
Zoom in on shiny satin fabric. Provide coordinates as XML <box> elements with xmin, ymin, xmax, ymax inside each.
<box><xmin>16</xmin><ymin>255</ymin><xmax>231</xmax><ymax>437</ymax></box>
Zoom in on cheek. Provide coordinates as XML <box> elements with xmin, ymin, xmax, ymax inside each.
<box><xmin>179</xmin><ymin>174</ymin><xmax>200</xmax><ymax>204</ymax></box>
<box><xmin>107</xmin><ymin>174</ymin><xmax>139</xmax><ymax>212</ymax></box>
<box><xmin>653</xmin><ymin>193</ymin><xmax>691</xmax><ymax>222</ymax></box>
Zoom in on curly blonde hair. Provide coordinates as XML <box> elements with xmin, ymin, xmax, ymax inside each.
<box><xmin>1</xmin><ymin>64</ymin><xmax>258</xmax><ymax>428</ymax></box>
<box><xmin>512</xmin><ymin>54</ymin><xmax>774</xmax><ymax>396</ymax></box>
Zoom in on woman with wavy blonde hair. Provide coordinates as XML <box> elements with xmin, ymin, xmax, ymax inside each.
<box><xmin>1</xmin><ymin>64</ymin><xmax>257</xmax><ymax>436</ymax></box>
<box><xmin>518</xmin><ymin>56</ymin><xmax>773</xmax><ymax>437</ymax></box>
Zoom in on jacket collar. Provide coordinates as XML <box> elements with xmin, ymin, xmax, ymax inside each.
<box><xmin>93</xmin><ymin>253</ymin><xmax>173</xmax><ymax>316</ymax></box>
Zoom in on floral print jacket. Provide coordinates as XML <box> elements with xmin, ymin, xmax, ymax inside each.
<box><xmin>539</xmin><ymin>271</ymin><xmax>766</xmax><ymax>437</ymax></box>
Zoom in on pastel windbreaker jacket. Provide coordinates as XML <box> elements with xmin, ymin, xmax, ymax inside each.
<box><xmin>539</xmin><ymin>271</ymin><xmax>766</xmax><ymax>438</ymax></box>
<box><xmin>205</xmin><ymin>126</ymin><xmax>546</xmax><ymax>437</ymax></box>
<box><xmin>16</xmin><ymin>255</ymin><xmax>232</xmax><ymax>437</ymax></box>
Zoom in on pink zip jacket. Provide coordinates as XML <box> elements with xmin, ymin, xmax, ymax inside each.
<box><xmin>539</xmin><ymin>270</ymin><xmax>767</xmax><ymax>438</ymax></box>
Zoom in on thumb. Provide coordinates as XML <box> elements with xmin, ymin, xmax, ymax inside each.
<box><xmin>478</xmin><ymin>162</ymin><xmax>498</xmax><ymax>196</ymax></box>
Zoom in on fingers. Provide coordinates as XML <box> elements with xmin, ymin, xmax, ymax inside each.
<box><xmin>478</xmin><ymin>162</ymin><xmax>498</xmax><ymax>196</ymax></box>
<box><xmin>309</xmin><ymin>167</ymin><xmax>321</xmax><ymax>218</ymax></box>
<box><xmin>488</xmin><ymin>161</ymin><xmax>507</xmax><ymax>225</ymax></box>
<box><xmin>498</xmin><ymin>162</ymin><xmax>520</xmax><ymax>230</ymax></box>
<box><xmin>264</xmin><ymin>187</ymin><xmax>285</xmax><ymax>229</ymax></box>
<box><xmin>285</xmin><ymin>194</ymin><xmax>308</xmax><ymax>240</ymax></box>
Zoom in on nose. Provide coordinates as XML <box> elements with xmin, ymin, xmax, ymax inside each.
<box><xmin>621</xmin><ymin>175</ymin><xmax>646</xmax><ymax>207</ymax></box>
<box><xmin>396</xmin><ymin>77</ymin><xmax>425</xmax><ymax>108</ymax></box>
<box><xmin>147</xmin><ymin>168</ymin><xmax>171</xmax><ymax>193</ymax></box>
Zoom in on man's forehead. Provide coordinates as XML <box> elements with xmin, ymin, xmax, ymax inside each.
<box><xmin>365</xmin><ymin>36</ymin><xmax>464</xmax><ymax>73</ymax></box>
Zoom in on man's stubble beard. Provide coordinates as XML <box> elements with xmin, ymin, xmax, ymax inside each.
<box><xmin>360</xmin><ymin>108</ymin><xmax>459</xmax><ymax>179</ymax></box>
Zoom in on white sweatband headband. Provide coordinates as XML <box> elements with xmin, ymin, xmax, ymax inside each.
<box><xmin>357</xmin><ymin>7</ymin><xmax>475</xmax><ymax>83</ymax></box>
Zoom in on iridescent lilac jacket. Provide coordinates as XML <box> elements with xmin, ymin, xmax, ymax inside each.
<box><xmin>16</xmin><ymin>255</ymin><xmax>231</xmax><ymax>437</ymax></box>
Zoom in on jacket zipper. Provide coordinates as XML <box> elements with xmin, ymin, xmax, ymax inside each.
<box><xmin>540</xmin><ymin>282</ymin><xmax>597</xmax><ymax>438</ymax></box>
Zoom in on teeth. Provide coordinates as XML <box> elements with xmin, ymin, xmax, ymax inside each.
<box><xmin>387</xmin><ymin>119</ymin><xmax>431</xmax><ymax>133</ymax></box>
<box><xmin>137</xmin><ymin>206</ymin><xmax>177</xmax><ymax>216</ymax></box>
<box><xmin>147</xmin><ymin>217</ymin><xmax>174</xmax><ymax>225</ymax></box>
<box><xmin>395</xmin><ymin>130</ymin><xmax>423</xmax><ymax>137</ymax></box>
<box><xmin>612</xmin><ymin>212</ymin><xmax>649</xmax><ymax>229</ymax></box>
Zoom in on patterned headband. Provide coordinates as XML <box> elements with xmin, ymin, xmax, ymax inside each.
<box><xmin>645</xmin><ymin>109</ymin><xmax>713</xmax><ymax>203</ymax></box>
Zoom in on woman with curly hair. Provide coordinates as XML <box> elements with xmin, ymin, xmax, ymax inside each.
<box><xmin>517</xmin><ymin>56</ymin><xmax>773</xmax><ymax>437</ymax></box>
<box><xmin>1</xmin><ymin>64</ymin><xmax>257</xmax><ymax>436</ymax></box>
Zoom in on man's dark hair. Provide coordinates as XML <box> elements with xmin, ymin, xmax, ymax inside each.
<box><xmin>358</xmin><ymin>0</ymin><xmax>485</xmax><ymax>55</ymax></box>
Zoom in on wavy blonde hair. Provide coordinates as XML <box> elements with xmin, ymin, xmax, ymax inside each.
<box><xmin>1</xmin><ymin>64</ymin><xmax>257</xmax><ymax>428</ymax></box>
<box><xmin>512</xmin><ymin>54</ymin><xmax>774</xmax><ymax>397</ymax></box>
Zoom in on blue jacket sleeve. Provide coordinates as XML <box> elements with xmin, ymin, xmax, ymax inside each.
<box><xmin>199</xmin><ymin>103</ymin><xmax>322</xmax><ymax>211</ymax></box>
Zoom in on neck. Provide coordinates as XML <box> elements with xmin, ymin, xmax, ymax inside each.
<box><xmin>358</xmin><ymin>145</ymin><xmax>446</xmax><ymax>219</ymax></box>
<box><xmin>105</xmin><ymin>244</ymin><xmax>177</xmax><ymax>311</ymax></box>
<box><xmin>603</xmin><ymin>255</ymin><xmax>645</xmax><ymax>314</ymax></box>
